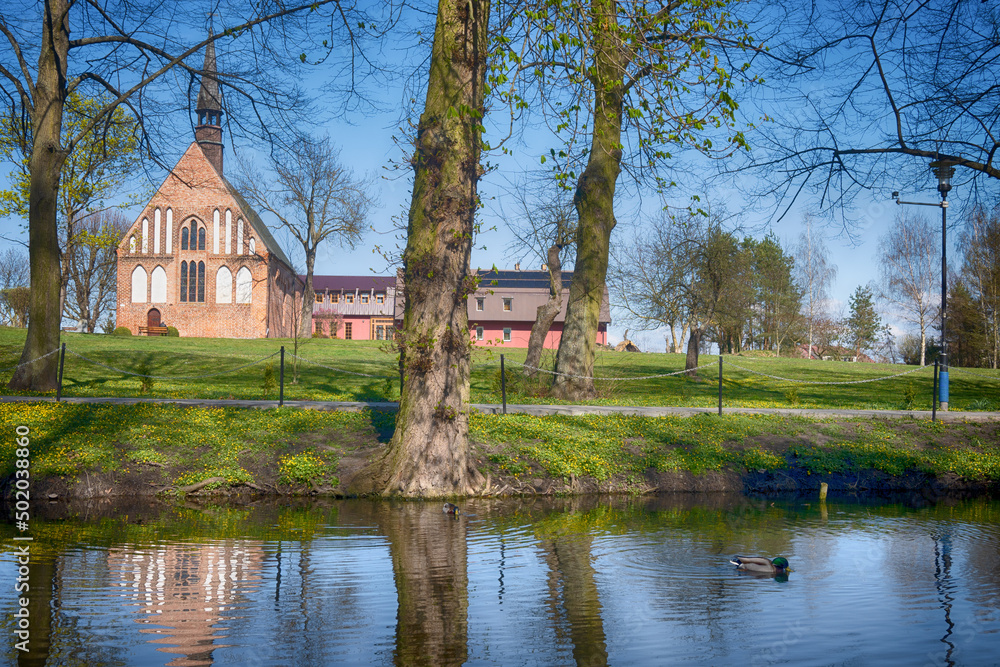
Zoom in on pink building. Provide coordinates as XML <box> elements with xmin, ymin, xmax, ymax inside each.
<box><xmin>307</xmin><ymin>275</ymin><xmax>396</xmax><ymax>340</ymax></box>
<box><xmin>393</xmin><ymin>268</ymin><xmax>610</xmax><ymax>348</ymax></box>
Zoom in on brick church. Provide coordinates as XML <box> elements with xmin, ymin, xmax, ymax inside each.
<box><xmin>116</xmin><ymin>41</ymin><xmax>302</xmax><ymax>338</ymax></box>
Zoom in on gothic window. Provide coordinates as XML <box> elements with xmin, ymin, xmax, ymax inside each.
<box><xmin>181</xmin><ymin>227</ymin><xmax>189</xmax><ymax>250</ymax></box>
<box><xmin>153</xmin><ymin>209</ymin><xmax>161</xmax><ymax>254</ymax></box>
<box><xmin>141</xmin><ymin>218</ymin><xmax>148</xmax><ymax>253</ymax></box>
<box><xmin>237</xmin><ymin>219</ymin><xmax>244</xmax><ymax>254</ymax></box>
<box><xmin>166</xmin><ymin>209</ymin><xmax>173</xmax><ymax>253</ymax></box>
<box><xmin>216</xmin><ymin>266</ymin><xmax>233</xmax><ymax>303</ymax></box>
<box><xmin>198</xmin><ymin>227</ymin><xmax>206</xmax><ymax>250</ymax></box>
<box><xmin>235</xmin><ymin>267</ymin><xmax>252</xmax><ymax>303</ymax></box>
<box><xmin>225</xmin><ymin>210</ymin><xmax>232</xmax><ymax>254</ymax></box>
<box><xmin>190</xmin><ymin>221</ymin><xmax>198</xmax><ymax>250</ymax></box>
<box><xmin>188</xmin><ymin>261</ymin><xmax>197</xmax><ymax>302</ymax></box>
<box><xmin>249</xmin><ymin>237</ymin><xmax>255</xmax><ymax>254</ymax></box>
<box><xmin>180</xmin><ymin>261</ymin><xmax>188</xmax><ymax>301</ymax></box>
<box><xmin>150</xmin><ymin>266</ymin><xmax>167</xmax><ymax>302</ymax></box>
<box><xmin>213</xmin><ymin>210</ymin><xmax>220</xmax><ymax>253</ymax></box>
<box><xmin>129</xmin><ymin>236</ymin><xmax>136</xmax><ymax>253</ymax></box>
<box><xmin>198</xmin><ymin>262</ymin><xmax>205</xmax><ymax>301</ymax></box>
<box><xmin>131</xmin><ymin>266</ymin><xmax>147</xmax><ymax>303</ymax></box>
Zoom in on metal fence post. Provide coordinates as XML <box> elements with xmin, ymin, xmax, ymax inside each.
<box><xmin>500</xmin><ymin>354</ymin><xmax>507</xmax><ymax>415</ymax></box>
<box><xmin>279</xmin><ymin>346</ymin><xmax>285</xmax><ymax>407</ymax></box>
<box><xmin>56</xmin><ymin>343</ymin><xmax>66</xmax><ymax>402</ymax></box>
<box><xmin>718</xmin><ymin>355</ymin><xmax>723</xmax><ymax>416</ymax></box>
<box><xmin>932</xmin><ymin>359</ymin><xmax>938</xmax><ymax>423</ymax></box>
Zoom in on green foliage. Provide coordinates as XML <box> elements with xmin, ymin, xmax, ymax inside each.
<box><xmin>135</xmin><ymin>357</ymin><xmax>154</xmax><ymax>394</ymax></box>
<box><xmin>783</xmin><ymin>387</ymin><xmax>800</xmax><ymax>405</ymax></box>
<box><xmin>311</xmin><ymin>331</ymin><xmax>328</xmax><ymax>338</ymax></box>
<box><xmin>100</xmin><ymin>317</ymin><xmax>116</xmax><ymax>335</ymax></box>
<box><xmin>165</xmin><ymin>326</ymin><xmax>179</xmax><ymax>337</ymax></box>
<box><xmin>846</xmin><ymin>284</ymin><xmax>883</xmax><ymax>358</ymax></box>
<box><xmin>112</xmin><ymin>326</ymin><xmax>132</xmax><ymax>336</ymax></box>
<box><xmin>902</xmin><ymin>382</ymin><xmax>917</xmax><ymax>409</ymax></box>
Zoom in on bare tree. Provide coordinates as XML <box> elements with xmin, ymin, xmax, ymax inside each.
<box><xmin>742</xmin><ymin>0</ymin><xmax>1000</xmax><ymax>225</ymax></box>
<box><xmin>793</xmin><ymin>214</ymin><xmax>837</xmax><ymax>359</ymax></box>
<box><xmin>64</xmin><ymin>209</ymin><xmax>129</xmax><ymax>333</ymax></box>
<box><xmin>350</xmin><ymin>0</ymin><xmax>489</xmax><ymax>497</ymax></box>
<box><xmin>503</xmin><ymin>175</ymin><xmax>576</xmax><ymax>375</ymax></box>
<box><xmin>0</xmin><ymin>247</ymin><xmax>30</xmax><ymax>327</ymax></box>
<box><xmin>0</xmin><ymin>0</ymin><xmax>390</xmax><ymax>391</ymax></box>
<box><xmin>876</xmin><ymin>213</ymin><xmax>938</xmax><ymax>366</ymax></box>
<box><xmin>236</xmin><ymin>136</ymin><xmax>374</xmax><ymax>336</ymax></box>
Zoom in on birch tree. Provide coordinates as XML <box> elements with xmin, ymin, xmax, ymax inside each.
<box><xmin>793</xmin><ymin>214</ymin><xmax>837</xmax><ymax>358</ymax></box>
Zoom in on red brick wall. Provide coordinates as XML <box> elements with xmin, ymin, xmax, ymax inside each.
<box><xmin>116</xmin><ymin>143</ymin><xmax>299</xmax><ymax>338</ymax></box>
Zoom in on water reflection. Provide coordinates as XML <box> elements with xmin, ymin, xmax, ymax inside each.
<box><xmin>1</xmin><ymin>494</ymin><xmax>999</xmax><ymax>666</ymax></box>
<box><xmin>108</xmin><ymin>542</ymin><xmax>263</xmax><ymax>666</ymax></box>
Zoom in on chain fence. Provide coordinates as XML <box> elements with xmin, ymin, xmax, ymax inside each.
<box><xmin>1</xmin><ymin>343</ymin><xmax>998</xmax><ymax>413</ymax></box>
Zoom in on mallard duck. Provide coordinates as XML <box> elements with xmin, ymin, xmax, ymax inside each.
<box><xmin>729</xmin><ymin>556</ymin><xmax>790</xmax><ymax>574</ymax></box>
<box><xmin>442</xmin><ymin>502</ymin><xmax>461</xmax><ymax>515</ymax></box>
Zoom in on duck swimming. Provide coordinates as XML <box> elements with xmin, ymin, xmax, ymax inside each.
<box><xmin>729</xmin><ymin>556</ymin><xmax>790</xmax><ymax>574</ymax></box>
<box><xmin>442</xmin><ymin>502</ymin><xmax>461</xmax><ymax>515</ymax></box>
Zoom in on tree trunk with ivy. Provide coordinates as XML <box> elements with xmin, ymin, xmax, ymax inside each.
<box><xmin>551</xmin><ymin>0</ymin><xmax>623</xmax><ymax>400</ymax></box>
<box><xmin>350</xmin><ymin>0</ymin><xmax>489</xmax><ymax>496</ymax></box>
<box><xmin>8</xmin><ymin>0</ymin><xmax>69</xmax><ymax>392</ymax></box>
<box><xmin>523</xmin><ymin>244</ymin><xmax>564</xmax><ymax>376</ymax></box>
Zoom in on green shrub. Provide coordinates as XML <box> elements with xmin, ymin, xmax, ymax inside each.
<box><xmin>902</xmin><ymin>382</ymin><xmax>917</xmax><ymax>409</ymax></box>
<box><xmin>261</xmin><ymin>362</ymin><xmax>277</xmax><ymax>398</ymax></box>
<box><xmin>783</xmin><ymin>387</ymin><xmax>800</xmax><ymax>405</ymax></box>
<box><xmin>113</xmin><ymin>326</ymin><xmax>132</xmax><ymax>336</ymax></box>
<box><xmin>166</xmin><ymin>326</ymin><xmax>179</xmax><ymax>337</ymax></box>
<box><xmin>135</xmin><ymin>358</ymin><xmax>154</xmax><ymax>394</ymax></box>
<box><xmin>100</xmin><ymin>317</ymin><xmax>116</xmax><ymax>334</ymax></box>
<box><xmin>311</xmin><ymin>331</ymin><xmax>328</xmax><ymax>338</ymax></box>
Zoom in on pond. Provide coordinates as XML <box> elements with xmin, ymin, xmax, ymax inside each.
<box><xmin>2</xmin><ymin>493</ymin><xmax>999</xmax><ymax>666</ymax></box>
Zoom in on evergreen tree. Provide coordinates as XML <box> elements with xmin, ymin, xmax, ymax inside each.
<box><xmin>846</xmin><ymin>284</ymin><xmax>882</xmax><ymax>359</ymax></box>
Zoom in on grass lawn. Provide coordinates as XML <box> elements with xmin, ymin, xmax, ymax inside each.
<box><xmin>2</xmin><ymin>326</ymin><xmax>999</xmax><ymax>410</ymax></box>
<box><xmin>3</xmin><ymin>402</ymin><xmax>998</xmax><ymax>494</ymax></box>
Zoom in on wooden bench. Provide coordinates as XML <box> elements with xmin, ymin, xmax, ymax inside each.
<box><xmin>138</xmin><ymin>326</ymin><xmax>168</xmax><ymax>336</ymax></box>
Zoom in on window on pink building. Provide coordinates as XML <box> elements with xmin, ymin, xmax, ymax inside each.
<box><xmin>503</xmin><ymin>327</ymin><xmax>511</xmax><ymax>342</ymax></box>
<box><xmin>476</xmin><ymin>326</ymin><xmax>484</xmax><ymax>341</ymax></box>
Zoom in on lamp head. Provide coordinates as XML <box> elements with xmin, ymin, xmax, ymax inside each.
<box><xmin>891</xmin><ymin>191</ymin><xmax>899</xmax><ymax>200</ymax></box>
<box><xmin>929</xmin><ymin>159</ymin><xmax>957</xmax><ymax>198</ymax></box>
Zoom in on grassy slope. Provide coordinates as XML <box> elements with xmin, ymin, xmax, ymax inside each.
<box><xmin>2</xmin><ymin>402</ymin><xmax>998</xmax><ymax>495</ymax></box>
<box><xmin>2</xmin><ymin>327</ymin><xmax>1000</xmax><ymax>410</ymax></box>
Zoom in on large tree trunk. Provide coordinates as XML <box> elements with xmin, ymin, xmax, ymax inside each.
<box><xmin>685</xmin><ymin>327</ymin><xmax>703</xmax><ymax>377</ymax></box>
<box><xmin>523</xmin><ymin>244</ymin><xmax>563</xmax><ymax>376</ymax></box>
<box><xmin>551</xmin><ymin>0</ymin><xmax>624</xmax><ymax>400</ymax></box>
<box><xmin>350</xmin><ymin>0</ymin><xmax>488</xmax><ymax>497</ymax></box>
<box><xmin>9</xmin><ymin>0</ymin><xmax>70</xmax><ymax>392</ymax></box>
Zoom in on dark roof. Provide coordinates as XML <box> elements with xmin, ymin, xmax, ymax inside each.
<box><xmin>475</xmin><ymin>269</ymin><xmax>574</xmax><ymax>289</ymax></box>
<box><xmin>221</xmin><ymin>176</ymin><xmax>295</xmax><ymax>270</ymax></box>
<box><xmin>307</xmin><ymin>275</ymin><xmax>395</xmax><ymax>292</ymax></box>
<box><xmin>196</xmin><ymin>40</ymin><xmax>223</xmax><ymax>113</ymax></box>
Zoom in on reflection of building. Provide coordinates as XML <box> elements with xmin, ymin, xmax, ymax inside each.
<box><xmin>307</xmin><ymin>275</ymin><xmax>396</xmax><ymax>340</ymax></box>
<box><xmin>108</xmin><ymin>541</ymin><xmax>263</xmax><ymax>667</ymax></box>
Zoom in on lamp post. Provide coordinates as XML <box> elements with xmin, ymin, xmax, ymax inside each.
<box><xmin>892</xmin><ymin>159</ymin><xmax>956</xmax><ymax>411</ymax></box>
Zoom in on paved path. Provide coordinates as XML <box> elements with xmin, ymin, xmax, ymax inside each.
<box><xmin>2</xmin><ymin>395</ymin><xmax>997</xmax><ymax>422</ymax></box>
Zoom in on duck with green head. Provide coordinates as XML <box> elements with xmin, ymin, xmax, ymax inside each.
<box><xmin>729</xmin><ymin>556</ymin><xmax>790</xmax><ymax>574</ymax></box>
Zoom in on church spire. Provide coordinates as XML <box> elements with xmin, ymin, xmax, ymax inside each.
<box><xmin>195</xmin><ymin>38</ymin><xmax>225</xmax><ymax>175</ymax></box>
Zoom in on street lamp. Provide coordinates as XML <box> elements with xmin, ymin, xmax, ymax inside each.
<box><xmin>892</xmin><ymin>158</ymin><xmax>956</xmax><ymax>411</ymax></box>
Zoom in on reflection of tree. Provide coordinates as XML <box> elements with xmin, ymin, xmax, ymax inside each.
<box><xmin>373</xmin><ymin>503</ymin><xmax>469</xmax><ymax>667</ymax></box>
<box><xmin>18</xmin><ymin>555</ymin><xmax>53</xmax><ymax>667</ymax></box>
<box><xmin>540</xmin><ymin>532</ymin><xmax>608</xmax><ymax>667</ymax></box>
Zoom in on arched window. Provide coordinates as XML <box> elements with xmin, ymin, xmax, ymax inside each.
<box><xmin>190</xmin><ymin>221</ymin><xmax>197</xmax><ymax>250</ymax></box>
<box><xmin>225</xmin><ymin>210</ymin><xmax>232</xmax><ymax>254</ymax></box>
<box><xmin>249</xmin><ymin>237</ymin><xmax>256</xmax><ymax>254</ymax></box>
<box><xmin>153</xmin><ymin>209</ymin><xmax>161</xmax><ymax>254</ymax></box>
<box><xmin>141</xmin><ymin>218</ymin><xmax>148</xmax><ymax>253</ymax></box>
<box><xmin>150</xmin><ymin>266</ymin><xmax>167</xmax><ymax>302</ymax></box>
<box><xmin>198</xmin><ymin>261</ymin><xmax>205</xmax><ymax>301</ymax></box>
<box><xmin>216</xmin><ymin>266</ymin><xmax>233</xmax><ymax>303</ymax></box>
<box><xmin>235</xmin><ymin>267</ymin><xmax>252</xmax><ymax>303</ymax></box>
<box><xmin>198</xmin><ymin>227</ymin><xmax>205</xmax><ymax>250</ymax></box>
<box><xmin>180</xmin><ymin>261</ymin><xmax>188</xmax><ymax>301</ymax></box>
<box><xmin>188</xmin><ymin>260</ymin><xmax>198</xmax><ymax>302</ymax></box>
<box><xmin>131</xmin><ymin>266</ymin><xmax>147</xmax><ymax>303</ymax></box>
<box><xmin>129</xmin><ymin>236</ymin><xmax>136</xmax><ymax>253</ymax></box>
<box><xmin>165</xmin><ymin>208</ymin><xmax>173</xmax><ymax>253</ymax></box>
<box><xmin>213</xmin><ymin>210</ymin><xmax>220</xmax><ymax>254</ymax></box>
<box><xmin>237</xmin><ymin>219</ymin><xmax>244</xmax><ymax>254</ymax></box>
<box><xmin>181</xmin><ymin>227</ymin><xmax>189</xmax><ymax>250</ymax></box>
